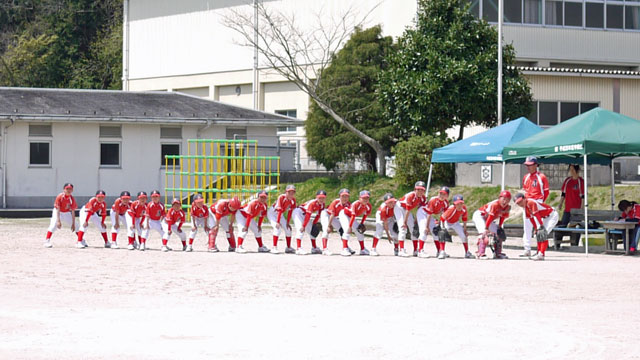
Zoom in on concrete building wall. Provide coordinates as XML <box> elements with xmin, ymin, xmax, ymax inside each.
<box><xmin>621</xmin><ymin>79</ymin><xmax>640</xmax><ymax>117</ymax></box>
<box><xmin>527</xmin><ymin>75</ymin><xmax>614</xmax><ymax>110</ymax></box>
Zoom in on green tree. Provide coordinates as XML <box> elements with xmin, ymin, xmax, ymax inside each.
<box><xmin>0</xmin><ymin>33</ymin><xmax>60</xmax><ymax>87</ymax></box>
<box><xmin>305</xmin><ymin>26</ymin><xmax>395</xmax><ymax>171</ymax></box>
<box><xmin>392</xmin><ymin>134</ymin><xmax>454</xmax><ymax>186</ymax></box>
<box><xmin>378</xmin><ymin>0</ymin><xmax>532</xmax><ymax>140</ymax></box>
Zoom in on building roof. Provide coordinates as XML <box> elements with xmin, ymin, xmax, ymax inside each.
<box><xmin>0</xmin><ymin>87</ymin><xmax>303</xmax><ymax>126</ymax></box>
<box><xmin>512</xmin><ymin>66</ymin><xmax>640</xmax><ymax>78</ymax></box>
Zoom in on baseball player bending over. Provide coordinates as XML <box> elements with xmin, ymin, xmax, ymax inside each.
<box><xmin>338</xmin><ymin>190</ymin><xmax>373</xmax><ymax>256</ymax></box>
<box><xmin>291</xmin><ymin>190</ymin><xmax>326</xmax><ymax>255</ymax></box>
<box><xmin>235</xmin><ymin>191</ymin><xmax>269</xmax><ymax>253</ymax></box>
<box><xmin>76</xmin><ymin>190</ymin><xmax>108</xmax><ymax>248</ymax></box>
<box><xmin>416</xmin><ymin>186</ymin><xmax>450</xmax><ymax>258</ymax></box>
<box><xmin>473</xmin><ymin>190</ymin><xmax>511</xmax><ymax>259</ymax></box>
<box><xmin>267</xmin><ymin>185</ymin><xmax>296</xmax><ymax>254</ymax></box>
<box><xmin>44</xmin><ymin>183</ymin><xmax>77</xmax><ymax>248</ymax></box>
<box><xmin>514</xmin><ymin>193</ymin><xmax>558</xmax><ymax>261</ymax></box>
<box><xmin>372</xmin><ymin>193</ymin><xmax>398</xmax><ymax>256</ymax></box>
<box><xmin>439</xmin><ymin>195</ymin><xmax>472</xmax><ymax>259</ymax></box>
<box><xmin>320</xmin><ymin>189</ymin><xmax>351</xmax><ymax>256</ymax></box>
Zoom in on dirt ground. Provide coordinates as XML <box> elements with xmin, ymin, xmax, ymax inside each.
<box><xmin>1</xmin><ymin>217</ymin><xmax>638</xmax><ymax>360</ymax></box>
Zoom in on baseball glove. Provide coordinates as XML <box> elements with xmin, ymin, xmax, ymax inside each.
<box><xmin>536</xmin><ymin>228</ymin><xmax>548</xmax><ymax>243</ymax></box>
<box><xmin>438</xmin><ymin>229</ymin><xmax>452</xmax><ymax>243</ymax></box>
<box><xmin>310</xmin><ymin>223</ymin><xmax>322</xmax><ymax>238</ymax></box>
<box><xmin>432</xmin><ymin>225</ymin><xmax>441</xmax><ymax>237</ymax></box>
<box><xmin>412</xmin><ymin>223</ymin><xmax>420</xmax><ymax>238</ymax></box>
<box><xmin>496</xmin><ymin>227</ymin><xmax>506</xmax><ymax>242</ymax></box>
<box><xmin>392</xmin><ymin>222</ymin><xmax>399</xmax><ymax>234</ymax></box>
<box><xmin>338</xmin><ymin>228</ymin><xmax>344</xmax><ymax>237</ymax></box>
<box><xmin>357</xmin><ymin>223</ymin><xmax>366</xmax><ymax>234</ymax></box>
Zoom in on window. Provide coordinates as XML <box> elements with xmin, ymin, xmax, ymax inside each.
<box><xmin>160</xmin><ymin>127</ymin><xmax>182</xmax><ymax>139</ymax></box>
<box><xmin>29</xmin><ymin>142</ymin><xmax>50</xmax><ymax>166</ymax></box>
<box><xmin>538</xmin><ymin>102</ymin><xmax>559</xmax><ymax>125</ymax></box>
<box><xmin>468</xmin><ymin>0</ymin><xmax>481</xmax><ymax>17</ymax></box>
<box><xmin>565</xmin><ymin>1</ymin><xmax>584</xmax><ymax>26</ymax></box>
<box><xmin>483</xmin><ymin>0</ymin><xmax>499</xmax><ymax>21</ymax></box>
<box><xmin>505</xmin><ymin>0</ymin><xmax>523</xmax><ymax>22</ymax></box>
<box><xmin>586</xmin><ymin>2</ymin><xmax>604</xmax><ymax>28</ymax></box>
<box><xmin>99</xmin><ymin>125</ymin><xmax>121</xmax><ymax>138</ymax></box>
<box><xmin>545</xmin><ymin>0</ymin><xmax>564</xmax><ymax>25</ymax></box>
<box><xmin>524</xmin><ymin>0</ymin><xmax>543</xmax><ymax>23</ymax></box>
<box><xmin>277</xmin><ymin>126</ymin><xmax>297</xmax><ymax>133</ymax></box>
<box><xmin>275</xmin><ymin>109</ymin><xmax>297</xmax><ymax>118</ymax></box>
<box><xmin>161</xmin><ymin>144</ymin><xmax>180</xmax><ymax>166</ymax></box>
<box><xmin>627</xmin><ymin>5</ymin><xmax>640</xmax><ymax>29</ymax></box>
<box><xmin>580</xmin><ymin>102</ymin><xmax>599</xmax><ymax>113</ymax></box>
<box><xmin>29</xmin><ymin>124</ymin><xmax>52</xmax><ymax>137</ymax></box>
<box><xmin>531</xmin><ymin>101</ymin><xmax>599</xmax><ymax>126</ymax></box>
<box><xmin>100</xmin><ymin>143</ymin><xmax>120</xmax><ymax>167</ymax></box>
<box><xmin>560</xmin><ymin>102</ymin><xmax>579</xmax><ymax>121</ymax></box>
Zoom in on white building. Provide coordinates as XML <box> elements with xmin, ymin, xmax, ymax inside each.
<box><xmin>123</xmin><ymin>0</ymin><xmax>640</xmax><ymax>181</ymax></box>
<box><xmin>0</xmin><ymin>88</ymin><xmax>301</xmax><ymax>208</ymax></box>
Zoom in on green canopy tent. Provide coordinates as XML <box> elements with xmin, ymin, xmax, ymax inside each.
<box><xmin>503</xmin><ymin>107</ymin><xmax>640</xmax><ymax>254</ymax></box>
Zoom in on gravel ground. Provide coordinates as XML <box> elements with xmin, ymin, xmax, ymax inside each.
<box><xmin>0</xmin><ymin>217</ymin><xmax>638</xmax><ymax>360</ymax></box>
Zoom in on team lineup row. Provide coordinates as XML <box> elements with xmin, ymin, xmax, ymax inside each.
<box><xmin>44</xmin><ymin>179</ymin><xmax>560</xmax><ymax>260</ymax></box>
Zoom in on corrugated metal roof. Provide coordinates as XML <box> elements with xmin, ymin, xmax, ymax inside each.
<box><xmin>511</xmin><ymin>66</ymin><xmax>640</xmax><ymax>77</ymax></box>
<box><xmin>0</xmin><ymin>87</ymin><xmax>302</xmax><ymax>125</ymax></box>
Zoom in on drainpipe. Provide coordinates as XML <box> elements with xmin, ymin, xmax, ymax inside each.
<box><xmin>122</xmin><ymin>0</ymin><xmax>130</xmax><ymax>91</ymax></box>
<box><xmin>2</xmin><ymin>117</ymin><xmax>15</xmax><ymax>208</ymax></box>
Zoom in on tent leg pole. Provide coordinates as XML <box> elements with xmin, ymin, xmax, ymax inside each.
<box><xmin>584</xmin><ymin>155</ymin><xmax>588</xmax><ymax>256</ymax></box>
<box><xmin>610</xmin><ymin>160</ymin><xmax>615</xmax><ymax>211</ymax></box>
<box><xmin>501</xmin><ymin>161</ymin><xmax>506</xmax><ymax>191</ymax></box>
<box><xmin>425</xmin><ymin>163</ymin><xmax>433</xmax><ymax>195</ymax></box>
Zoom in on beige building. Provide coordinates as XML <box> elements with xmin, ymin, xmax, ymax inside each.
<box><xmin>123</xmin><ymin>0</ymin><xmax>640</xmax><ymax>179</ymax></box>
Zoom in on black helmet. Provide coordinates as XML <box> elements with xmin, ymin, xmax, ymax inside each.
<box><xmin>414</xmin><ymin>181</ymin><xmax>426</xmax><ymax>190</ymax></box>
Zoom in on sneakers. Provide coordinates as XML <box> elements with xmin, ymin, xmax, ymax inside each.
<box><xmin>228</xmin><ymin>246</ymin><xmax>236</xmax><ymax>252</ymax></box>
<box><xmin>519</xmin><ymin>250</ymin><xmax>532</xmax><ymax>257</ymax></box>
<box><xmin>418</xmin><ymin>250</ymin><xmax>430</xmax><ymax>258</ymax></box>
<box><xmin>270</xmin><ymin>247</ymin><xmax>281</xmax><ymax>254</ymax></box>
<box><xmin>348</xmin><ymin>247</ymin><xmax>356</xmax><ymax>255</ymax></box>
<box><xmin>394</xmin><ymin>248</ymin><xmax>399</xmax><ymax>256</ymax></box>
<box><xmin>134</xmin><ymin>241</ymin><xmax>139</xmax><ymax>249</ymax></box>
<box><xmin>258</xmin><ymin>246</ymin><xmax>270</xmax><ymax>253</ymax></box>
<box><xmin>140</xmin><ymin>243</ymin><xmax>147</xmax><ymax>251</ymax></box>
<box><xmin>476</xmin><ymin>254</ymin><xmax>489</xmax><ymax>260</ymax></box>
<box><xmin>104</xmin><ymin>242</ymin><xmax>111</xmax><ymax>248</ymax></box>
<box><xmin>370</xmin><ymin>248</ymin><xmax>379</xmax><ymax>257</ymax></box>
<box><xmin>530</xmin><ymin>253</ymin><xmax>545</xmax><ymax>261</ymax></box>
<box><xmin>186</xmin><ymin>245</ymin><xmax>193</xmax><ymax>252</ymax></box>
<box><xmin>75</xmin><ymin>242</ymin><xmax>84</xmax><ymax>249</ymax></box>
<box><xmin>161</xmin><ymin>245</ymin><xmax>171</xmax><ymax>252</ymax></box>
<box><xmin>80</xmin><ymin>240</ymin><xmax>88</xmax><ymax>248</ymax></box>
<box><xmin>236</xmin><ymin>246</ymin><xmax>247</xmax><ymax>254</ymax></box>
<box><xmin>127</xmin><ymin>244</ymin><xmax>135</xmax><ymax>250</ymax></box>
<box><xmin>437</xmin><ymin>251</ymin><xmax>447</xmax><ymax>260</ymax></box>
<box><xmin>359</xmin><ymin>248</ymin><xmax>370</xmax><ymax>256</ymax></box>
<box><xmin>208</xmin><ymin>246</ymin><xmax>220</xmax><ymax>252</ymax></box>
<box><xmin>43</xmin><ymin>241</ymin><xmax>52</xmax><ymax>248</ymax></box>
<box><xmin>311</xmin><ymin>247</ymin><xmax>323</xmax><ymax>255</ymax></box>
<box><xmin>111</xmin><ymin>242</ymin><xmax>119</xmax><ymax>249</ymax></box>
<box><xmin>465</xmin><ymin>251</ymin><xmax>474</xmax><ymax>259</ymax></box>
<box><xmin>413</xmin><ymin>250</ymin><xmax>419</xmax><ymax>257</ymax></box>
<box><xmin>182</xmin><ymin>244</ymin><xmax>188</xmax><ymax>251</ymax></box>
<box><xmin>494</xmin><ymin>253</ymin><xmax>508</xmax><ymax>259</ymax></box>
<box><xmin>284</xmin><ymin>247</ymin><xmax>296</xmax><ymax>254</ymax></box>
<box><xmin>397</xmin><ymin>249</ymin><xmax>409</xmax><ymax>257</ymax></box>
<box><xmin>322</xmin><ymin>249</ymin><xmax>332</xmax><ymax>256</ymax></box>
<box><xmin>296</xmin><ymin>248</ymin><xmax>308</xmax><ymax>255</ymax></box>
<box><xmin>340</xmin><ymin>248</ymin><xmax>352</xmax><ymax>256</ymax></box>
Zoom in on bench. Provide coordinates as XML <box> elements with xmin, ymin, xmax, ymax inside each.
<box><xmin>552</xmin><ymin>209</ymin><xmax>621</xmax><ymax>249</ymax></box>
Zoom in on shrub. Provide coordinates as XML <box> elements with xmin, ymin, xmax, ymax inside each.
<box><xmin>392</xmin><ymin>135</ymin><xmax>454</xmax><ymax>186</ymax></box>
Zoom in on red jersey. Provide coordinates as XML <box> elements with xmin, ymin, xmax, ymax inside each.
<box><xmin>523</xmin><ymin>171</ymin><xmax>550</xmax><ymax>202</ymax></box>
<box><xmin>561</xmin><ymin>177</ymin><xmax>584</xmax><ymax>212</ymax></box>
<box><xmin>165</xmin><ymin>208</ymin><xmax>185</xmax><ymax>229</ymax></box>
<box><xmin>83</xmin><ymin>197</ymin><xmax>107</xmax><ymax>223</ymax></box>
<box><xmin>441</xmin><ymin>205</ymin><xmax>468</xmax><ymax>224</ymax></box>
<box><xmin>191</xmin><ymin>203</ymin><xmax>209</xmax><ymax>218</ymax></box>
<box><xmin>522</xmin><ymin>199</ymin><xmax>554</xmax><ymax>230</ymax></box>
<box><xmin>343</xmin><ymin>200</ymin><xmax>372</xmax><ymax>228</ymax></box>
<box><xmin>240</xmin><ymin>199</ymin><xmax>267</xmax><ymax>228</ymax></box>
<box><xmin>399</xmin><ymin>191</ymin><xmax>426</xmax><ymax>211</ymax></box>
<box><xmin>146</xmin><ymin>202</ymin><xmax>166</xmax><ymax>221</ymax></box>
<box><xmin>327</xmin><ymin>199</ymin><xmax>350</xmax><ymax>216</ymax></box>
<box><xmin>377</xmin><ymin>204</ymin><xmax>395</xmax><ymax>222</ymax></box>
<box><xmin>272</xmin><ymin>194</ymin><xmax>296</xmax><ymax>223</ymax></box>
<box><xmin>54</xmin><ymin>193</ymin><xmax>77</xmax><ymax>213</ymax></box>
<box><xmin>127</xmin><ymin>200</ymin><xmax>146</xmax><ymax>221</ymax></box>
<box><xmin>479</xmin><ymin>200</ymin><xmax>511</xmax><ymax>228</ymax></box>
<box><xmin>210</xmin><ymin>200</ymin><xmax>237</xmax><ymax>220</ymax></box>
<box><xmin>111</xmin><ymin>198</ymin><xmax>130</xmax><ymax>216</ymax></box>
<box><xmin>423</xmin><ymin>196</ymin><xmax>449</xmax><ymax>217</ymax></box>
<box><xmin>621</xmin><ymin>204</ymin><xmax>640</xmax><ymax>223</ymax></box>
<box><xmin>300</xmin><ymin>199</ymin><xmax>326</xmax><ymax>227</ymax></box>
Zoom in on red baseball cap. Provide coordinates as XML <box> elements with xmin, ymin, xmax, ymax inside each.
<box><xmin>499</xmin><ymin>190</ymin><xmax>512</xmax><ymax>199</ymax></box>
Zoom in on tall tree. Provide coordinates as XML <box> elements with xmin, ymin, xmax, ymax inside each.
<box><xmin>378</xmin><ymin>0</ymin><xmax>532</xmax><ymax>140</ymax></box>
<box><xmin>305</xmin><ymin>26</ymin><xmax>395</xmax><ymax>171</ymax></box>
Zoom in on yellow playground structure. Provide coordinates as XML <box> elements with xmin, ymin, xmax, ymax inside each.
<box><xmin>164</xmin><ymin>139</ymin><xmax>280</xmax><ymax>219</ymax></box>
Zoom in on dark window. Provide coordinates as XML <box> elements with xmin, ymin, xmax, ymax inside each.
<box><xmin>529</xmin><ymin>101</ymin><xmax>539</xmax><ymax>123</ymax></box>
<box><xmin>586</xmin><ymin>2</ymin><xmax>604</xmax><ymax>28</ymax></box>
<box><xmin>161</xmin><ymin>144</ymin><xmax>180</xmax><ymax>166</ymax></box>
<box><xmin>524</xmin><ymin>0</ymin><xmax>542</xmax><ymax>23</ymax></box>
<box><xmin>504</xmin><ymin>0</ymin><xmax>523</xmax><ymax>22</ymax></box>
<box><xmin>560</xmin><ymin>102</ymin><xmax>579</xmax><ymax>122</ymax></box>
<box><xmin>626</xmin><ymin>5</ymin><xmax>640</xmax><ymax>30</ymax></box>
<box><xmin>29</xmin><ymin>142</ymin><xmax>50</xmax><ymax>165</ymax></box>
<box><xmin>538</xmin><ymin>102</ymin><xmax>558</xmax><ymax>126</ymax></box>
<box><xmin>545</xmin><ymin>0</ymin><xmax>564</xmax><ymax>25</ymax></box>
<box><xmin>565</xmin><ymin>1</ymin><xmax>583</xmax><ymax>26</ymax></box>
<box><xmin>580</xmin><ymin>102</ymin><xmax>599</xmax><ymax>113</ymax></box>
<box><xmin>483</xmin><ymin>0</ymin><xmax>499</xmax><ymax>21</ymax></box>
<box><xmin>28</xmin><ymin>124</ymin><xmax>52</xmax><ymax>137</ymax></box>
<box><xmin>275</xmin><ymin>109</ymin><xmax>297</xmax><ymax>118</ymax></box>
<box><xmin>100</xmin><ymin>143</ymin><xmax>120</xmax><ymax>166</ymax></box>
<box><xmin>607</xmin><ymin>4</ymin><xmax>624</xmax><ymax>29</ymax></box>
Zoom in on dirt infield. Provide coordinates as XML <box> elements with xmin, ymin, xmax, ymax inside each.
<box><xmin>1</xmin><ymin>217</ymin><xmax>638</xmax><ymax>360</ymax></box>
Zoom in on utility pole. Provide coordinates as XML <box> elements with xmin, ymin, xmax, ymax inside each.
<box><xmin>253</xmin><ymin>0</ymin><xmax>259</xmax><ymax>110</ymax></box>
<box><xmin>497</xmin><ymin>0</ymin><xmax>503</xmax><ymax>125</ymax></box>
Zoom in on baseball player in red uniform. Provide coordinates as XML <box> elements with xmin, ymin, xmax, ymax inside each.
<box><xmin>521</xmin><ymin>156</ymin><xmax>550</xmax><ymax>256</ymax></box>
<box><xmin>473</xmin><ymin>191</ymin><xmax>511</xmax><ymax>259</ymax></box>
<box><xmin>187</xmin><ymin>194</ymin><xmax>209</xmax><ymax>252</ymax></box>
<box><xmin>143</xmin><ymin>190</ymin><xmax>167</xmax><ymax>251</ymax></box>
<box><xmin>109</xmin><ymin>191</ymin><xmax>131</xmax><ymax>249</ymax></box>
<box><xmin>514</xmin><ymin>193</ymin><xmax>559</xmax><ymax>261</ymax></box>
<box><xmin>162</xmin><ymin>198</ymin><xmax>186</xmax><ymax>252</ymax></box>
<box><xmin>372</xmin><ymin>193</ymin><xmax>398</xmax><ymax>256</ymax></box>
<box><xmin>415</xmin><ymin>186</ymin><xmax>450</xmax><ymax>258</ymax></box>
<box><xmin>235</xmin><ymin>190</ymin><xmax>269</xmax><ymax>253</ymax></box>
<box><xmin>320</xmin><ymin>188</ymin><xmax>351</xmax><ymax>256</ymax></box>
<box><xmin>555</xmin><ymin>164</ymin><xmax>585</xmax><ymax>248</ymax></box>
<box><xmin>44</xmin><ymin>183</ymin><xmax>77</xmax><ymax>248</ymax></box>
<box><xmin>207</xmin><ymin>197</ymin><xmax>240</xmax><ymax>252</ymax></box>
<box><xmin>291</xmin><ymin>190</ymin><xmax>326</xmax><ymax>255</ymax></box>
<box><xmin>617</xmin><ymin>200</ymin><xmax>640</xmax><ymax>254</ymax></box>
<box><xmin>439</xmin><ymin>194</ymin><xmax>472</xmax><ymax>259</ymax></box>
<box><xmin>338</xmin><ymin>190</ymin><xmax>373</xmax><ymax>256</ymax></box>
<box><xmin>395</xmin><ymin>181</ymin><xmax>427</xmax><ymax>256</ymax></box>
<box><xmin>76</xmin><ymin>190</ymin><xmax>108</xmax><ymax>248</ymax></box>
<box><xmin>126</xmin><ymin>192</ymin><xmax>147</xmax><ymax>250</ymax></box>
<box><xmin>267</xmin><ymin>185</ymin><xmax>296</xmax><ymax>254</ymax></box>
